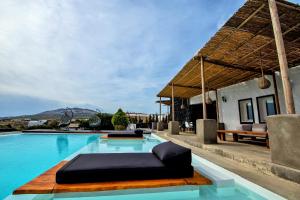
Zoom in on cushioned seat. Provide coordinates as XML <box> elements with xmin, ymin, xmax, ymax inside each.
<box><xmin>252</xmin><ymin>124</ymin><xmax>267</xmax><ymax>132</ymax></box>
<box><xmin>107</xmin><ymin>133</ymin><xmax>143</xmax><ymax>138</ymax></box>
<box><xmin>107</xmin><ymin>129</ymin><xmax>144</xmax><ymax>138</ymax></box>
<box><xmin>56</xmin><ymin>142</ymin><xmax>194</xmax><ymax>184</ymax></box>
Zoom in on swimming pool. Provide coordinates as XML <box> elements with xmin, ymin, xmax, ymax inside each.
<box><xmin>1</xmin><ymin>133</ymin><xmax>285</xmax><ymax>200</ymax></box>
<box><xmin>0</xmin><ymin>133</ymin><xmax>99</xmax><ymax>199</ymax></box>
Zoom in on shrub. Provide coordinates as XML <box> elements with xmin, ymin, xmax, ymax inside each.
<box><xmin>48</xmin><ymin>120</ymin><xmax>59</xmax><ymax>129</ymax></box>
<box><xmin>97</xmin><ymin>113</ymin><xmax>114</xmax><ymax>130</ymax></box>
<box><xmin>111</xmin><ymin>108</ymin><xmax>129</xmax><ymax>130</ymax></box>
<box><xmin>78</xmin><ymin>119</ymin><xmax>90</xmax><ymax>129</ymax></box>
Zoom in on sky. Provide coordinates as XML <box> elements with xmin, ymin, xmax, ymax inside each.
<box><xmin>0</xmin><ymin>0</ymin><xmax>299</xmax><ymax>117</ymax></box>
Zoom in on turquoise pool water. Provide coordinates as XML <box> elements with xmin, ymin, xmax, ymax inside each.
<box><xmin>1</xmin><ymin>133</ymin><xmax>283</xmax><ymax>200</ymax></box>
<box><xmin>0</xmin><ymin>133</ymin><xmax>98</xmax><ymax>199</ymax></box>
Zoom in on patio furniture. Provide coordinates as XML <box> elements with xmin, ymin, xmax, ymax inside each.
<box><xmin>101</xmin><ymin>129</ymin><xmax>144</xmax><ymax>139</ymax></box>
<box><xmin>185</xmin><ymin>122</ymin><xmax>193</xmax><ymax>132</ymax></box>
<box><xmin>56</xmin><ymin>141</ymin><xmax>194</xmax><ymax>183</ymax></box>
<box><xmin>217</xmin><ymin>124</ymin><xmax>269</xmax><ymax>148</ymax></box>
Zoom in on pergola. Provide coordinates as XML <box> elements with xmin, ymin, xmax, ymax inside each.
<box><xmin>155</xmin><ymin>99</ymin><xmax>172</xmax><ymax>122</ymax></box>
<box><xmin>157</xmin><ymin>0</ymin><xmax>300</xmax><ymax>120</ymax></box>
<box><xmin>155</xmin><ymin>100</ymin><xmax>172</xmax><ymax>106</ymax></box>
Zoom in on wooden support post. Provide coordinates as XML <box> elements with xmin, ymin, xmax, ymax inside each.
<box><xmin>169</xmin><ymin>97</ymin><xmax>172</xmax><ymax>122</ymax></box>
<box><xmin>215</xmin><ymin>90</ymin><xmax>219</xmax><ymax>128</ymax></box>
<box><xmin>200</xmin><ymin>56</ymin><xmax>207</xmax><ymax>119</ymax></box>
<box><xmin>159</xmin><ymin>97</ymin><xmax>162</xmax><ymax>122</ymax></box>
<box><xmin>171</xmin><ymin>83</ymin><xmax>175</xmax><ymax>121</ymax></box>
<box><xmin>268</xmin><ymin>0</ymin><xmax>295</xmax><ymax>114</ymax></box>
<box><xmin>272</xmin><ymin>72</ymin><xmax>281</xmax><ymax>114</ymax></box>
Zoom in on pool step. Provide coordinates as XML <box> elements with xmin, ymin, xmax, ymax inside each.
<box><xmin>192</xmin><ymin>155</ymin><xmax>235</xmax><ymax>187</ymax></box>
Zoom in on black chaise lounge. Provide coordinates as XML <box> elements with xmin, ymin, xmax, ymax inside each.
<box><xmin>106</xmin><ymin>129</ymin><xmax>144</xmax><ymax>138</ymax></box>
<box><xmin>56</xmin><ymin>141</ymin><xmax>194</xmax><ymax>184</ymax></box>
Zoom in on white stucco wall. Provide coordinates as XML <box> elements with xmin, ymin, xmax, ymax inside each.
<box><xmin>189</xmin><ymin>66</ymin><xmax>300</xmax><ymax>130</ymax></box>
<box><xmin>217</xmin><ymin>77</ymin><xmax>275</xmax><ymax>129</ymax></box>
<box><xmin>190</xmin><ymin>91</ymin><xmax>216</xmax><ymax>105</ymax></box>
<box><xmin>275</xmin><ymin>66</ymin><xmax>300</xmax><ymax>114</ymax></box>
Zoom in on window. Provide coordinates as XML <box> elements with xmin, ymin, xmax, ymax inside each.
<box><xmin>238</xmin><ymin>98</ymin><xmax>255</xmax><ymax>124</ymax></box>
<box><xmin>257</xmin><ymin>94</ymin><xmax>277</xmax><ymax>123</ymax></box>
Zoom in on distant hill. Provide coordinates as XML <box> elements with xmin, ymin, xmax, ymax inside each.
<box><xmin>34</xmin><ymin>108</ymin><xmax>98</xmax><ymax>120</ymax></box>
<box><xmin>1</xmin><ymin>108</ymin><xmax>98</xmax><ymax>120</ymax></box>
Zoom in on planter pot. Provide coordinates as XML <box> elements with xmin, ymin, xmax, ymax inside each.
<box><xmin>157</xmin><ymin>122</ymin><xmax>164</xmax><ymax>131</ymax></box>
<box><xmin>168</xmin><ymin>121</ymin><xmax>179</xmax><ymax>135</ymax></box>
<box><xmin>196</xmin><ymin>119</ymin><xmax>217</xmax><ymax>144</ymax></box>
<box><xmin>152</xmin><ymin>122</ymin><xmax>157</xmax><ymax>130</ymax></box>
<box><xmin>266</xmin><ymin>114</ymin><xmax>300</xmax><ymax>183</ymax></box>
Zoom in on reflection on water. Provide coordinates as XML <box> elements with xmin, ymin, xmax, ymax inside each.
<box><xmin>87</xmin><ymin>136</ymin><xmax>101</xmax><ymax>153</ymax></box>
<box><xmin>78</xmin><ymin>136</ymin><xmax>161</xmax><ymax>154</ymax></box>
<box><xmin>87</xmin><ymin>136</ymin><xmax>98</xmax><ymax>145</ymax></box>
<box><xmin>105</xmin><ymin>140</ymin><xmax>144</xmax><ymax>151</ymax></box>
<box><xmin>56</xmin><ymin>135</ymin><xmax>69</xmax><ymax>155</ymax></box>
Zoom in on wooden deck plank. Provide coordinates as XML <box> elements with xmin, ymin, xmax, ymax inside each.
<box><xmin>13</xmin><ymin>162</ymin><xmax>67</xmax><ymax>194</ymax></box>
<box><xmin>14</xmin><ymin>162</ymin><xmax>211</xmax><ymax>195</ymax></box>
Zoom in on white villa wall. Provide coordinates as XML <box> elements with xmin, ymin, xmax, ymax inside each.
<box><xmin>275</xmin><ymin>66</ymin><xmax>300</xmax><ymax>114</ymax></box>
<box><xmin>217</xmin><ymin>77</ymin><xmax>275</xmax><ymax>129</ymax></box>
<box><xmin>190</xmin><ymin>66</ymin><xmax>300</xmax><ymax>130</ymax></box>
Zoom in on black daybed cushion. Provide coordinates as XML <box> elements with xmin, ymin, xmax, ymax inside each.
<box><xmin>56</xmin><ymin>153</ymin><xmax>193</xmax><ymax>184</ymax></box>
<box><xmin>106</xmin><ymin>129</ymin><xmax>144</xmax><ymax>137</ymax></box>
<box><xmin>134</xmin><ymin>129</ymin><xmax>144</xmax><ymax>136</ymax></box>
<box><xmin>107</xmin><ymin>133</ymin><xmax>143</xmax><ymax>137</ymax></box>
<box><xmin>152</xmin><ymin>141</ymin><xmax>192</xmax><ymax>167</ymax></box>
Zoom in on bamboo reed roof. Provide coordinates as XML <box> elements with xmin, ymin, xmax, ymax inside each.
<box><xmin>157</xmin><ymin>0</ymin><xmax>300</xmax><ymax>98</ymax></box>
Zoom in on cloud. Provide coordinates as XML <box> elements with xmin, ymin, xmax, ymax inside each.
<box><xmin>0</xmin><ymin>0</ymin><xmax>253</xmax><ymax>116</ymax></box>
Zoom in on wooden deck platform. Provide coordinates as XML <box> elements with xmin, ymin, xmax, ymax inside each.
<box><xmin>14</xmin><ymin>161</ymin><xmax>211</xmax><ymax>195</ymax></box>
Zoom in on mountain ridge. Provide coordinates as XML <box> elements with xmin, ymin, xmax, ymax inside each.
<box><xmin>0</xmin><ymin>108</ymin><xmax>98</xmax><ymax>120</ymax></box>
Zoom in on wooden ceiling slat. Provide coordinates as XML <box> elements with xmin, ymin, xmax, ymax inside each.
<box><xmin>206</xmin><ymin>3</ymin><xmax>266</xmax><ymax>57</ymax></box>
<box><xmin>237</xmin><ymin>22</ymin><xmax>300</xmax><ymax>62</ymax></box>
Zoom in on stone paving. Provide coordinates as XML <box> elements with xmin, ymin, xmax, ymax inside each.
<box><xmin>154</xmin><ymin>130</ymin><xmax>300</xmax><ymax>200</ymax></box>
<box><xmin>159</xmin><ymin>131</ymin><xmax>272</xmax><ymax>175</ymax></box>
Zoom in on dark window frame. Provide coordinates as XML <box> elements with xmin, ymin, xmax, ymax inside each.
<box><xmin>238</xmin><ymin>98</ymin><xmax>255</xmax><ymax>124</ymax></box>
<box><xmin>256</xmin><ymin>94</ymin><xmax>277</xmax><ymax>123</ymax></box>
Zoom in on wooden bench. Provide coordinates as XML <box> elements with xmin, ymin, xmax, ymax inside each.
<box><xmin>217</xmin><ymin>130</ymin><xmax>269</xmax><ymax>148</ymax></box>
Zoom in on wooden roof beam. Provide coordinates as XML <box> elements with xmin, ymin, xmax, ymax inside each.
<box><xmin>208</xmin><ymin>70</ymin><xmax>251</xmax><ymax>89</ymax></box>
<box><xmin>173</xmin><ymin>61</ymin><xmax>200</xmax><ymax>84</ymax></box>
<box><xmin>174</xmin><ymin>63</ymin><xmax>215</xmax><ymax>89</ymax></box>
<box><xmin>194</xmin><ymin>56</ymin><xmax>271</xmax><ymax>74</ymax></box>
<box><xmin>211</xmin><ymin>71</ymin><xmax>256</xmax><ymax>89</ymax></box>
<box><xmin>276</xmin><ymin>0</ymin><xmax>300</xmax><ymax>12</ymax></box>
<box><xmin>167</xmin><ymin>84</ymin><xmax>202</xmax><ymax>90</ymax></box>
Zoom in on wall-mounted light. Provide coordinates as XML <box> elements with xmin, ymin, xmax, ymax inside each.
<box><xmin>222</xmin><ymin>96</ymin><xmax>227</xmax><ymax>103</ymax></box>
<box><xmin>290</xmin><ymin>79</ymin><xmax>294</xmax><ymax>89</ymax></box>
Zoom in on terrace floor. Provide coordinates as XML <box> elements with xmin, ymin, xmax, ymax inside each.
<box><xmin>155</xmin><ymin>130</ymin><xmax>300</xmax><ymax>200</ymax></box>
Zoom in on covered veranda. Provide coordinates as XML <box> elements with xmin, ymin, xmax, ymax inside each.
<box><xmin>156</xmin><ymin>0</ymin><xmax>300</xmax><ymax>184</ymax></box>
<box><xmin>157</xmin><ymin>0</ymin><xmax>299</xmax><ymax>130</ymax></box>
